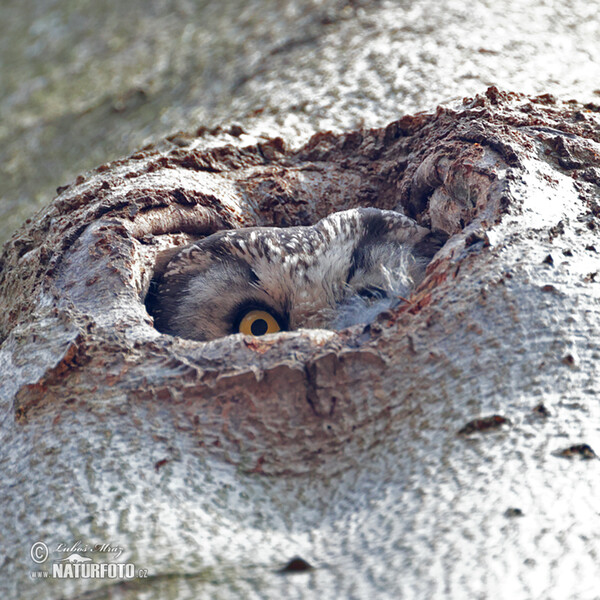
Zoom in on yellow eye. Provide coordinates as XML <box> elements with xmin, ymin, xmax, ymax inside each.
<box><xmin>238</xmin><ymin>310</ymin><xmax>281</xmax><ymax>336</ymax></box>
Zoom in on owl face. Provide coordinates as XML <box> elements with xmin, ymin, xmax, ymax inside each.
<box><xmin>147</xmin><ymin>208</ymin><xmax>437</xmax><ymax>341</ymax></box>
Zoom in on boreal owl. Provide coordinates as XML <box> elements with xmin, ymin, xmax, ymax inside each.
<box><xmin>147</xmin><ymin>208</ymin><xmax>444</xmax><ymax>341</ymax></box>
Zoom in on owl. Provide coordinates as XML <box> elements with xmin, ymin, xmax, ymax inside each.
<box><xmin>146</xmin><ymin>208</ymin><xmax>444</xmax><ymax>341</ymax></box>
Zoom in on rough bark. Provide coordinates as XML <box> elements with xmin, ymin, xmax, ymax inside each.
<box><xmin>1</xmin><ymin>88</ymin><xmax>600</xmax><ymax>599</ymax></box>
<box><xmin>4</xmin><ymin>0</ymin><xmax>600</xmax><ymax>248</ymax></box>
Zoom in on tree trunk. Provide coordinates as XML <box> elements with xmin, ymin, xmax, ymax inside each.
<box><xmin>1</xmin><ymin>88</ymin><xmax>600</xmax><ymax>599</ymax></box>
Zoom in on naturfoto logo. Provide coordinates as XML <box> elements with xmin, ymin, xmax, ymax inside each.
<box><xmin>29</xmin><ymin>541</ymin><xmax>148</xmax><ymax>580</ymax></box>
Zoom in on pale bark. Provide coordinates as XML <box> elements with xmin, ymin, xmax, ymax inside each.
<box><xmin>1</xmin><ymin>88</ymin><xmax>600</xmax><ymax>599</ymax></box>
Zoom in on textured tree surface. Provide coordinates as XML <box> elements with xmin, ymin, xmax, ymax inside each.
<box><xmin>3</xmin><ymin>0</ymin><xmax>600</xmax><ymax>246</ymax></box>
<box><xmin>1</xmin><ymin>88</ymin><xmax>600</xmax><ymax>599</ymax></box>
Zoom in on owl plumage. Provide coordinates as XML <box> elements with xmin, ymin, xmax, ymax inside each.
<box><xmin>147</xmin><ymin>208</ymin><xmax>444</xmax><ymax>341</ymax></box>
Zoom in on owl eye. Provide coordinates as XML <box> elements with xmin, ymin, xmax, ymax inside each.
<box><xmin>238</xmin><ymin>309</ymin><xmax>281</xmax><ymax>336</ymax></box>
<box><xmin>357</xmin><ymin>286</ymin><xmax>387</xmax><ymax>300</ymax></box>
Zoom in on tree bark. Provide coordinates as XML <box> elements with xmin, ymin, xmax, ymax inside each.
<box><xmin>2</xmin><ymin>88</ymin><xmax>600</xmax><ymax>599</ymax></box>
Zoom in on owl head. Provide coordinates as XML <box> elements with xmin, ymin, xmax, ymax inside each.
<box><xmin>146</xmin><ymin>208</ymin><xmax>444</xmax><ymax>341</ymax></box>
